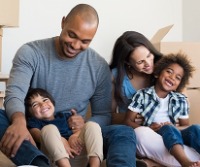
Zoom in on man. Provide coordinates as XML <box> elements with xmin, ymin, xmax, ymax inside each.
<box><xmin>0</xmin><ymin>4</ymin><xmax>136</xmax><ymax>167</ymax></box>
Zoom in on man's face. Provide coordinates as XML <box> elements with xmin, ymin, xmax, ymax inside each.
<box><xmin>59</xmin><ymin>15</ymin><xmax>97</xmax><ymax>59</ymax></box>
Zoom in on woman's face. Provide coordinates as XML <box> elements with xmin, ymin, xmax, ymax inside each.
<box><xmin>129</xmin><ymin>46</ymin><xmax>154</xmax><ymax>74</ymax></box>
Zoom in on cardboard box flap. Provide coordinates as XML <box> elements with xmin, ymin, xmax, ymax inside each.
<box><xmin>0</xmin><ymin>28</ymin><xmax>2</xmax><ymax>36</ymax></box>
<box><xmin>151</xmin><ymin>25</ymin><xmax>174</xmax><ymax>43</ymax></box>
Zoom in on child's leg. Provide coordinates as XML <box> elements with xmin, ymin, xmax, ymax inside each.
<box><xmin>158</xmin><ymin>125</ymin><xmax>200</xmax><ymax>167</ymax></box>
<box><xmin>69</xmin><ymin>149</ymin><xmax>88</xmax><ymax>167</ymax></box>
<box><xmin>135</xmin><ymin>126</ymin><xmax>200</xmax><ymax>167</ymax></box>
<box><xmin>181</xmin><ymin>124</ymin><xmax>200</xmax><ymax>154</ymax></box>
<box><xmin>170</xmin><ymin>144</ymin><xmax>200</xmax><ymax>167</ymax></box>
<box><xmin>40</xmin><ymin>124</ymin><xmax>71</xmax><ymax>167</ymax></box>
<box><xmin>79</xmin><ymin>121</ymin><xmax>103</xmax><ymax>167</ymax></box>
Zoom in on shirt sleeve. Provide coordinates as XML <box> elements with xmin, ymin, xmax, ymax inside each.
<box><xmin>4</xmin><ymin>44</ymin><xmax>37</xmax><ymax>120</ymax></box>
<box><xmin>128</xmin><ymin>90</ymin><xmax>144</xmax><ymax>113</ymax></box>
<box><xmin>88</xmin><ymin>59</ymin><xmax>112</xmax><ymax>127</ymax></box>
<box><xmin>178</xmin><ymin>97</ymin><xmax>189</xmax><ymax>119</ymax></box>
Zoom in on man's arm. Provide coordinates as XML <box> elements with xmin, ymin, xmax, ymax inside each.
<box><xmin>88</xmin><ymin>61</ymin><xmax>112</xmax><ymax>127</ymax></box>
<box><xmin>4</xmin><ymin>43</ymin><xmax>36</xmax><ymax>120</ymax></box>
<box><xmin>1</xmin><ymin>44</ymin><xmax>37</xmax><ymax>157</ymax></box>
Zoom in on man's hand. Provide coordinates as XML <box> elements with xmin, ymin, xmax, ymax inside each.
<box><xmin>0</xmin><ymin>112</ymin><xmax>36</xmax><ymax>158</ymax></box>
<box><xmin>68</xmin><ymin>109</ymin><xmax>84</xmax><ymax>133</ymax></box>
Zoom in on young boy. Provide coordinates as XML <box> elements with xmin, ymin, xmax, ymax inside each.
<box><xmin>25</xmin><ymin>88</ymin><xmax>103</xmax><ymax>167</ymax></box>
<box><xmin>124</xmin><ymin>52</ymin><xmax>200</xmax><ymax>167</ymax></box>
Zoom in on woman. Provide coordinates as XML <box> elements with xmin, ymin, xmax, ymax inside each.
<box><xmin>110</xmin><ymin>31</ymin><xmax>200</xmax><ymax>167</ymax></box>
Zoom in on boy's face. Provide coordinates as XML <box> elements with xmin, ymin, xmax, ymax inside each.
<box><xmin>28</xmin><ymin>95</ymin><xmax>55</xmax><ymax>121</ymax></box>
<box><xmin>157</xmin><ymin>63</ymin><xmax>184</xmax><ymax>92</ymax></box>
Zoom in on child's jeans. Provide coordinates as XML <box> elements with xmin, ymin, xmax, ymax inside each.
<box><xmin>158</xmin><ymin>124</ymin><xmax>200</xmax><ymax>154</ymax></box>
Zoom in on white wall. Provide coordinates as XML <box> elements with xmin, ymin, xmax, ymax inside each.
<box><xmin>2</xmin><ymin>0</ymin><xmax>182</xmax><ymax>74</ymax></box>
<box><xmin>183</xmin><ymin>0</ymin><xmax>200</xmax><ymax>41</ymax></box>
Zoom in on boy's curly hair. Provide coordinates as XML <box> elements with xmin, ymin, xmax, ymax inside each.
<box><xmin>154</xmin><ymin>52</ymin><xmax>195</xmax><ymax>92</ymax></box>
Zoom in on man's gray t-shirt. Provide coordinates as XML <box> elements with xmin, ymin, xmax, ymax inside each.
<box><xmin>5</xmin><ymin>37</ymin><xmax>112</xmax><ymax>126</ymax></box>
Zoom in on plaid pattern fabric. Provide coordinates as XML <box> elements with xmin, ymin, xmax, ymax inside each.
<box><xmin>128</xmin><ymin>86</ymin><xmax>189</xmax><ymax>126</ymax></box>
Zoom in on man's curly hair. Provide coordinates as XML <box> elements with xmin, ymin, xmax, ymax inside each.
<box><xmin>154</xmin><ymin>52</ymin><xmax>195</xmax><ymax>92</ymax></box>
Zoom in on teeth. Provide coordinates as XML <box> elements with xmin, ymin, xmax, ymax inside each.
<box><xmin>166</xmin><ymin>80</ymin><xmax>173</xmax><ymax>87</ymax></box>
<box><xmin>42</xmin><ymin>108</ymin><xmax>49</xmax><ymax>113</ymax></box>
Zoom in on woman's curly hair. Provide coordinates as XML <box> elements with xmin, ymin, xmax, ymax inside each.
<box><xmin>154</xmin><ymin>52</ymin><xmax>195</xmax><ymax>92</ymax></box>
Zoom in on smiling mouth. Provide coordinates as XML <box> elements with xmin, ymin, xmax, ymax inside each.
<box><xmin>165</xmin><ymin>79</ymin><xmax>173</xmax><ymax>87</ymax></box>
<box><xmin>65</xmin><ymin>43</ymin><xmax>80</xmax><ymax>55</ymax></box>
<box><xmin>41</xmin><ymin>107</ymin><xmax>49</xmax><ymax>113</ymax></box>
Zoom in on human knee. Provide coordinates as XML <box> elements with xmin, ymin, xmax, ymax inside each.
<box><xmin>135</xmin><ymin>126</ymin><xmax>159</xmax><ymax>146</ymax></box>
<box><xmin>189</xmin><ymin>124</ymin><xmax>200</xmax><ymax>135</ymax></box>
<box><xmin>189</xmin><ymin>124</ymin><xmax>200</xmax><ymax>130</ymax></box>
<box><xmin>112</xmin><ymin>125</ymin><xmax>136</xmax><ymax>139</ymax></box>
<box><xmin>41</xmin><ymin>124</ymin><xmax>59</xmax><ymax>137</ymax></box>
<box><xmin>85</xmin><ymin>121</ymin><xmax>101</xmax><ymax>132</ymax></box>
<box><xmin>160</xmin><ymin>124</ymin><xmax>180</xmax><ymax>134</ymax></box>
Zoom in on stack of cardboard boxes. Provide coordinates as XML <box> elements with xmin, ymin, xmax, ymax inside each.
<box><xmin>151</xmin><ymin>25</ymin><xmax>200</xmax><ymax>124</ymax></box>
<box><xmin>0</xmin><ymin>1</ymin><xmax>19</xmax><ymax>165</ymax></box>
<box><xmin>0</xmin><ymin>0</ymin><xmax>19</xmax><ymax>108</ymax></box>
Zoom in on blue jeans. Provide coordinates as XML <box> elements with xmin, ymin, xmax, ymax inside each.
<box><xmin>0</xmin><ymin>109</ymin><xmax>49</xmax><ymax>166</ymax></box>
<box><xmin>102</xmin><ymin>125</ymin><xmax>136</xmax><ymax>167</ymax></box>
<box><xmin>158</xmin><ymin>124</ymin><xmax>200</xmax><ymax>154</ymax></box>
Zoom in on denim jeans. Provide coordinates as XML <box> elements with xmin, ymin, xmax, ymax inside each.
<box><xmin>158</xmin><ymin>124</ymin><xmax>200</xmax><ymax>154</ymax></box>
<box><xmin>102</xmin><ymin>125</ymin><xmax>137</xmax><ymax>167</ymax></box>
<box><xmin>0</xmin><ymin>109</ymin><xmax>49</xmax><ymax>166</ymax></box>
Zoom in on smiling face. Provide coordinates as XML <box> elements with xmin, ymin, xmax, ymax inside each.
<box><xmin>155</xmin><ymin>63</ymin><xmax>184</xmax><ymax>97</ymax></box>
<box><xmin>58</xmin><ymin>15</ymin><xmax>97</xmax><ymax>59</ymax></box>
<box><xmin>129</xmin><ymin>46</ymin><xmax>155</xmax><ymax>74</ymax></box>
<box><xmin>28</xmin><ymin>94</ymin><xmax>55</xmax><ymax>121</ymax></box>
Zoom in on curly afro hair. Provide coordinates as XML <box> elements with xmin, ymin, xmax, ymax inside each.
<box><xmin>154</xmin><ymin>52</ymin><xmax>195</xmax><ymax>92</ymax></box>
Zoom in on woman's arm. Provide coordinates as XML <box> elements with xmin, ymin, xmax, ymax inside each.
<box><xmin>124</xmin><ymin>110</ymin><xmax>140</xmax><ymax>129</ymax></box>
<box><xmin>111</xmin><ymin>75</ymin><xmax>127</xmax><ymax>124</ymax></box>
<box><xmin>111</xmin><ymin>75</ymin><xmax>117</xmax><ymax>113</ymax></box>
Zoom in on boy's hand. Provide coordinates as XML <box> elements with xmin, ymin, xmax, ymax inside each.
<box><xmin>61</xmin><ymin>137</ymin><xmax>79</xmax><ymax>158</ymax></box>
<box><xmin>68</xmin><ymin>134</ymin><xmax>83</xmax><ymax>155</ymax></box>
<box><xmin>149</xmin><ymin>122</ymin><xmax>162</xmax><ymax>131</ymax></box>
<box><xmin>150</xmin><ymin>122</ymin><xmax>172</xmax><ymax>131</ymax></box>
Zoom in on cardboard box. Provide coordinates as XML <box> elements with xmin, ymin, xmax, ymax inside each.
<box><xmin>151</xmin><ymin>25</ymin><xmax>200</xmax><ymax>124</ymax></box>
<box><xmin>0</xmin><ymin>0</ymin><xmax>19</xmax><ymax>27</ymax></box>
<box><xmin>0</xmin><ymin>28</ymin><xmax>2</xmax><ymax>71</ymax></box>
